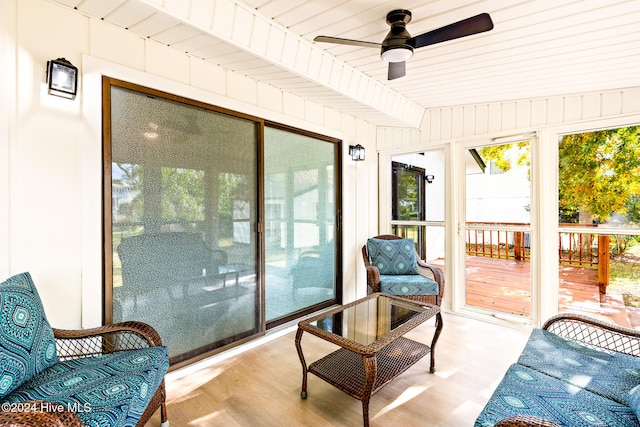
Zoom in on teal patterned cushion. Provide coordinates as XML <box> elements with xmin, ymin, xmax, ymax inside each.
<box><xmin>0</xmin><ymin>272</ymin><xmax>58</xmax><ymax>398</ymax></box>
<box><xmin>518</xmin><ymin>329</ymin><xmax>640</xmax><ymax>404</ymax></box>
<box><xmin>5</xmin><ymin>346</ymin><xmax>169</xmax><ymax>427</ymax></box>
<box><xmin>629</xmin><ymin>385</ymin><xmax>640</xmax><ymax>421</ymax></box>
<box><xmin>367</xmin><ymin>238</ymin><xmax>418</xmax><ymax>275</ymax></box>
<box><xmin>379</xmin><ymin>275</ymin><xmax>438</xmax><ymax>296</ymax></box>
<box><xmin>475</xmin><ymin>363</ymin><xmax>640</xmax><ymax>427</ymax></box>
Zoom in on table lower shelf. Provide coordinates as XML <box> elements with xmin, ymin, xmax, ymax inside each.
<box><xmin>308</xmin><ymin>336</ymin><xmax>431</xmax><ymax>401</ymax></box>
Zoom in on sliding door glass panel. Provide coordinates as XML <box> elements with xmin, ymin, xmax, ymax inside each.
<box><xmin>391</xmin><ymin>151</ymin><xmax>445</xmax><ymax>265</ymax></box>
<box><xmin>264</xmin><ymin>127</ymin><xmax>338</xmax><ymax>323</ymax></box>
<box><xmin>558</xmin><ymin>125</ymin><xmax>640</xmax><ymax>327</ymax></box>
<box><xmin>463</xmin><ymin>142</ymin><xmax>531</xmax><ymax>317</ymax></box>
<box><xmin>108</xmin><ymin>84</ymin><xmax>260</xmax><ymax>365</ymax></box>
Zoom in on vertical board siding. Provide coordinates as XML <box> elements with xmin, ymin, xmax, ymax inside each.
<box><xmin>378</xmin><ymin>87</ymin><xmax>640</xmax><ymax>149</ymax></box>
<box><xmin>601</xmin><ymin>92</ymin><xmax>622</xmax><ymax>117</ymax></box>
<box><xmin>623</xmin><ymin>88</ymin><xmax>640</xmax><ymax>113</ymax></box>
<box><xmin>531</xmin><ymin>99</ymin><xmax>547</xmax><ymax>127</ymax></box>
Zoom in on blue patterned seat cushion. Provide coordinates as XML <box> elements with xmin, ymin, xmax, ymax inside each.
<box><xmin>367</xmin><ymin>238</ymin><xmax>418</xmax><ymax>275</ymax></box>
<box><xmin>5</xmin><ymin>346</ymin><xmax>169</xmax><ymax>427</ymax></box>
<box><xmin>474</xmin><ymin>363</ymin><xmax>640</xmax><ymax>427</ymax></box>
<box><xmin>630</xmin><ymin>385</ymin><xmax>640</xmax><ymax>421</ymax></box>
<box><xmin>0</xmin><ymin>272</ymin><xmax>58</xmax><ymax>398</ymax></box>
<box><xmin>517</xmin><ymin>328</ymin><xmax>640</xmax><ymax>404</ymax></box>
<box><xmin>379</xmin><ymin>275</ymin><xmax>438</xmax><ymax>296</ymax></box>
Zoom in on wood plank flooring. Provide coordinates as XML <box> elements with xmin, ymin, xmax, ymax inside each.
<box><xmin>144</xmin><ymin>312</ymin><xmax>529</xmax><ymax>427</ymax></box>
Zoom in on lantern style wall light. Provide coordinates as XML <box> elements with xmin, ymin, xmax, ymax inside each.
<box><xmin>46</xmin><ymin>58</ymin><xmax>78</xmax><ymax>99</ymax></box>
<box><xmin>349</xmin><ymin>144</ymin><xmax>365</xmax><ymax>161</ymax></box>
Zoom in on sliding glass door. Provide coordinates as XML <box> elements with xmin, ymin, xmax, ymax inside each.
<box><xmin>104</xmin><ymin>79</ymin><xmax>343</xmax><ymax>365</ymax></box>
<box><xmin>264</xmin><ymin>126</ymin><xmax>340</xmax><ymax>325</ymax></box>
<box><xmin>105</xmin><ymin>80</ymin><xmax>261</xmax><ymax>365</ymax></box>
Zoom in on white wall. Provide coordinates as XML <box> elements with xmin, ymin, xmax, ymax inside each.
<box><xmin>1</xmin><ymin>0</ymin><xmax>378</xmax><ymax>328</ymax></box>
<box><xmin>0</xmin><ymin>0</ymin><xmax>13</xmax><ymax>282</ymax></box>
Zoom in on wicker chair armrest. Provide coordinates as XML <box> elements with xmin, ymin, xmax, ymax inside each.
<box><xmin>52</xmin><ymin>321</ymin><xmax>163</xmax><ymax>360</ymax></box>
<box><xmin>365</xmin><ymin>265</ymin><xmax>381</xmax><ymax>293</ymax></box>
<box><xmin>416</xmin><ymin>260</ymin><xmax>445</xmax><ymax>297</ymax></box>
<box><xmin>494</xmin><ymin>416</ymin><xmax>561</xmax><ymax>427</ymax></box>
<box><xmin>0</xmin><ymin>400</ymin><xmax>83</xmax><ymax>427</ymax></box>
<box><xmin>542</xmin><ymin>313</ymin><xmax>640</xmax><ymax>357</ymax></box>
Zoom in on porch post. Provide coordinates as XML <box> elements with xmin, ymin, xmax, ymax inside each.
<box><xmin>597</xmin><ymin>235</ymin><xmax>610</xmax><ymax>294</ymax></box>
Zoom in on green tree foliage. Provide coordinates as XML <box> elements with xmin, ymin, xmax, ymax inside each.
<box><xmin>559</xmin><ymin>126</ymin><xmax>640</xmax><ymax>223</ymax></box>
<box><xmin>480</xmin><ymin>142</ymin><xmax>530</xmax><ymax>172</ymax></box>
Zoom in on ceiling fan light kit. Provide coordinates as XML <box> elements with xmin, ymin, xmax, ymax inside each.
<box><xmin>381</xmin><ymin>46</ymin><xmax>413</xmax><ymax>62</ymax></box>
<box><xmin>314</xmin><ymin>9</ymin><xmax>494</xmax><ymax>80</ymax></box>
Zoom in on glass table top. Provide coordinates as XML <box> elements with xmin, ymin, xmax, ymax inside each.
<box><xmin>305</xmin><ymin>294</ymin><xmax>433</xmax><ymax>347</ymax></box>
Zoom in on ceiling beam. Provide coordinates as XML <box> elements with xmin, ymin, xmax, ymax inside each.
<box><xmin>130</xmin><ymin>0</ymin><xmax>425</xmax><ymax>128</ymax></box>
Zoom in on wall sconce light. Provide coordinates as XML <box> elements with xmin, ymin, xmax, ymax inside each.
<box><xmin>46</xmin><ymin>58</ymin><xmax>78</xmax><ymax>99</ymax></box>
<box><xmin>349</xmin><ymin>144</ymin><xmax>365</xmax><ymax>161</ymax></box>
<box><xmin>425</xmin><ymin>174</ymin><xmax>435</xmax><ymax>183</ymax></box>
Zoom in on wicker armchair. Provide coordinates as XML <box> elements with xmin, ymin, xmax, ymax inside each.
<box><xmin>362</xmin><ymin>234</ymin><xmax>444</xmax><ymax>306</ymax></box>
<box><xmin>0</xmin><ymin>321</ymin><xmax>168</xmax><ymax>427</ymax></box>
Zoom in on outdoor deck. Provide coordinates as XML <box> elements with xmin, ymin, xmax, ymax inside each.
<box><xmin>438</xmin><ymin>256</ymin><xmax>639</xmax><ymax>328</ymax></box>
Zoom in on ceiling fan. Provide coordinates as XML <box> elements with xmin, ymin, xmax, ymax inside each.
<box><xmin>314</xmin><ymin>10</ymin><xmax>494</xmax><ymax>80</ymax></box>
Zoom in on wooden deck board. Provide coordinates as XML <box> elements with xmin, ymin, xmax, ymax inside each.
<box><xmin>434</xmin><ymin>256</ymin><xmax>632</xmax><ymax>327</ymax></box>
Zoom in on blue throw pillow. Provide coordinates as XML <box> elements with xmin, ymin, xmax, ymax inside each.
<box><xmin>0</xmin><ymin>272</ymin><xmax>58</xmax><ymax>398</ymax></box>
<box><xmin>367</xmin><ymin>238</ymin><xmax>419</xmax><ymax>275</ymax></box>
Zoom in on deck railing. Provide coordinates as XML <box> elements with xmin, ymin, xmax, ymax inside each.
<box><xmin>466</xmin><ymin>223</ymin><xmax>530</xmax><ymax>261</ymax></box>
<box><xmin>465</xmin><ymin>222</ymin><xmax>610</xmax><ymax>291</ymax></box>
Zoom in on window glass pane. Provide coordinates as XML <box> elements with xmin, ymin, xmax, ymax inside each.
<box><xmin>391</xmin><ymin>151</ymin><xmax>445</xmax><ymax>263</ymax></box>
<box><xmin>109</xmin><ymin>85</ymin><xmax>259</xmax><ymax>365</ymax></box>
<box><xmin>559</xmin><ymin>127</ymin><xmax>640</xmax><ymax>228</ymax></box>
<box><xmin>558</xmin><ymin>126</ymin><xmax>640</xmax><ymax>327</ymax></box>
<box><xmin>392</xmin><ymin>162</ymin><xmax>425</xmax><ymax>221</ymax></box>
<box><xmin>264</xmin><ymin>127</ymin><xmax>337</xmax><ymax>322</ymax></box>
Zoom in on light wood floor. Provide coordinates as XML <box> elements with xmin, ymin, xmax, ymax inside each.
<box><xmin>144</xmin><ymin>312</ymin><xmax>530</xmax><ymax>427</ymax></box>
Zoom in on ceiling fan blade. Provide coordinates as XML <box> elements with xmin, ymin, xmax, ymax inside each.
<box><xmin>314</xmin><ymin>36</ymin><xmax>381</xmax><ymax>48</ymax></box>
<box><xmin>388</xmin><ymin>61</ymin><xmax>406</xmax><ymax>80</ymax></box>
<box><xmin>411</xmin><ymin>13</ymin><xmax>493</xmax><ymax>49</ymax></box>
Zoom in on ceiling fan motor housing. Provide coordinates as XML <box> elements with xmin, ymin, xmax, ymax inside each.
<box><xmin>381</xmin><ymin>9</ymin><xmax>414</xmax><ymax>62</ymax></box>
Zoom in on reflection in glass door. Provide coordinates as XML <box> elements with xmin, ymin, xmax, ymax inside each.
<box><xmin>463</xmin><ymin>141</ymin><xmax>532</xmax><ymax>317</ymax></box>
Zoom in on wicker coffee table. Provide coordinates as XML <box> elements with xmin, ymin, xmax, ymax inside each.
<box><xmin>295</xmin><ymin>292</ymin><xmax>443</xmax><ymax>426</ymax></box>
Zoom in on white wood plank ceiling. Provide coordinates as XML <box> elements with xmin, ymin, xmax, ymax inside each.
<box><xmin>52</xmin><ymin>0</ymin><xmax>640</xmax><ymax>128</ymax></box>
